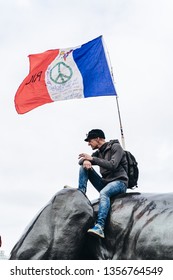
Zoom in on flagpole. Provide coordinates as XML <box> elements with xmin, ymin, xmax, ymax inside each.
<box><xmin>102</xmin><ymin>37</ymin><xmax>126</xmax><ymax>149</ymax></box>
<box><xmin>115</xmin><ymin>95</ymin><xmax>126</xmax><ymax>149</ymax></box>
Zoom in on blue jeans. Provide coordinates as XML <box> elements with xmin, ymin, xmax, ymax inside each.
<box><xmin>78</xmin><ymin>166</ymin><xmax>127</xmax><ymax>229</ymax></box>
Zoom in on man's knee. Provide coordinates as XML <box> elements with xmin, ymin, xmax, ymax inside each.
<box><xmin>79</xmin><ymin>166</ymin><xmax>87</xmax><ymax>174</ymax></box>
<box><xmin>100</xmin><ymin>189</ymin><xmax>108</xmax><ymax>198</ymax></box>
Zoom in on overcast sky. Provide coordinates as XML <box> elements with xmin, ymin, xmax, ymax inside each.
<box><xmin>1</xmin><ymin>0</ymin><xmax>173</xmax><ymax>256</ymax></box>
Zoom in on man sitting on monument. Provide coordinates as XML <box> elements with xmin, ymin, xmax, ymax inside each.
<box><xmin>78</xmin><ymin>129</ymin><xmax>128</xmax><ymax>238</ymax></box>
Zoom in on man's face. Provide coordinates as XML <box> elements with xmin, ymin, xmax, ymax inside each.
<box><xmin>87</xmin><ymin>138</ymin><xmax>99</xmax><ymax>150</ymax></box>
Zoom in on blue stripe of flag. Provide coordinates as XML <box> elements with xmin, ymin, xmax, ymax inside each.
<box><xmin>73</xmin><ymin>36</ymin><xmax>117</xmax><ymax>98</ymax></box>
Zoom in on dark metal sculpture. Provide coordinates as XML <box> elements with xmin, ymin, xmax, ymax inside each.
<box><xmin>10</xmin><ymin>188</ymin><xmax>94</xmax><ymax>259</ymax></box>
<box><xmin>10</xmin><ymin>189</ymin><xmax>173</xmax><ymax>260</ymax></box>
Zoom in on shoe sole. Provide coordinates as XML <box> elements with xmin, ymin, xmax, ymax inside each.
<box><xmin>63</xmin><ymin>185</ymin><xmax>73</xmax><ymax>188</ymax></box>
<box><xmin>87</xmin><ymin>229</ymin><xmax>105</xmax><ymax>238</ymax></box>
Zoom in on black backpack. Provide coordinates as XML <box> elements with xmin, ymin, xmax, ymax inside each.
<box><xmin>124</xmin><ymin>150</ymin><xmax>139</xmax><ymax>189</ymax></box>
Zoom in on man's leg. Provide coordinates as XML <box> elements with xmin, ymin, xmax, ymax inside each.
<box><xmin>78</xmin><ymin>166</ymin><xmax>105</xmax><ymax>193</ymax></box>
<box><xmin>78</xmin><ymin>166</ymin><xmax>88</xmax><ymax>193</ymax></box>
<box><xmin>88</xmin><ymin>181</ymin><xmax>127</xmax><ymax>238</ymax></box>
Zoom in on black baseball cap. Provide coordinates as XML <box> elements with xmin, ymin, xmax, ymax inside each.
<box><xmin>84</xmin><ymin>129</ymin><xmax>105</xmax><ymax>142</ymax></box>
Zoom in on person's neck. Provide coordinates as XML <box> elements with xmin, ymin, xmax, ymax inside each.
<box><xmin>98</xmin><ymin>140</ymin><xmax>106</xmax><ymax>148</ymax></box>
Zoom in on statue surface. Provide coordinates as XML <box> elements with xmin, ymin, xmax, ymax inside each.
<box><xmin>10</xmin><ymin>189</ymin><xmax>173</xmax><ymax>260</ymax></box>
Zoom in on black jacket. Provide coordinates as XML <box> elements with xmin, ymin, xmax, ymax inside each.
<box><xmin>91</xmin><ymin>140</ymin><xmax>128</xmax><ymax>186</ymax></box>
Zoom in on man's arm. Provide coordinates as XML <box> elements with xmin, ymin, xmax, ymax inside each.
<box><xmin>78</xmin><ymin>153</ymin><xmax>93</xmax><ymax>169</ymax></box>
<box><xmin>92</xmin><ymin>143</ymin><xmax>124</xmax><ymax>170</ymax></box>
<box><xmin>78</xmin><ymin>150</ymin><xmax>99</xmax><ymax>169</ymax></box>
<box><xmin>78</xmin><ymin>153</ymin><xmax>93</xmax><ymax>161</ymax></box>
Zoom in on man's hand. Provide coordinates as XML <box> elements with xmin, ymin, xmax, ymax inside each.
<box><xmin>83</xmin><ymin>160</ymin><xmax>92</xmax><ymax>169</ymax></box>
<box><xmin>78</xmin><ymin>153</ymin><xmax>93</xmax><ymax>161</ymax></box>
<box><xmin>78</xmin><ymin>153</ymin><xmax>93</xmax><ymax>169</ymax></box>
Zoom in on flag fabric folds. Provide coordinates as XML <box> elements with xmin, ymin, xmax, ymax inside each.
<box><xmin>15</xmin><ymin>36</ymin><xmax>116</xmax><ymax>114</ymax></box>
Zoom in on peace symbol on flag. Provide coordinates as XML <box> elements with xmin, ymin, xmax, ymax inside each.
<box><xmin>50</xmin><ymin>62</ymin><xmax>73</xmax><ymax>84</ymax></box>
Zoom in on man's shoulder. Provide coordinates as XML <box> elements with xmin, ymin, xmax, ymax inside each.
<box><xmin>109</xmin><ymin>139</ymin><xmax>120</xmax><ymax>144</ymax></box>
<box><xmin>108</xmin><ymin>139</ymin><xmax>120</xmax><ymax>148</ymax></box>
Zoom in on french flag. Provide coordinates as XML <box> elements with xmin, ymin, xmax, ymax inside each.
<box><xmin>15</xmin><ymin>36</ymin><xmax>116</xmax><ymax>114</ymax></box>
